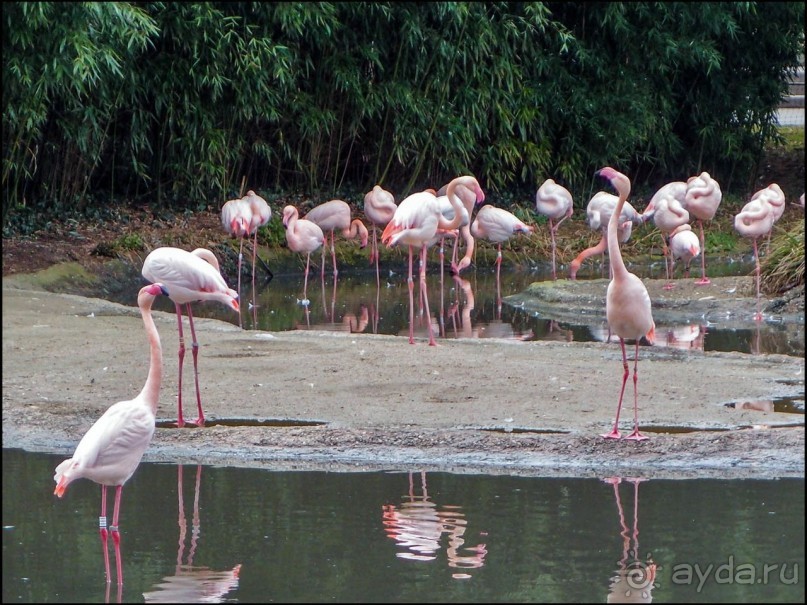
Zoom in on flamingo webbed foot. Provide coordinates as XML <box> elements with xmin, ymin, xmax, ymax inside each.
<box><xmin>601</xmin><ymin>429</ymin><xmax>622</xmax><ymax>440</ymax></box>
<box><xmin>624</xmin><ymin>429</ymin><xmax>649</xmax><ymax>441</ymax></box>
<box><xmin>663</xmin><ymin>283</ymin><xmax>675</xmax><ymax>291</ymax></box>
<box><xmin>694</xmin><ymin>277</ymin><xmax>711</xmax><ymax>286</ymax></box>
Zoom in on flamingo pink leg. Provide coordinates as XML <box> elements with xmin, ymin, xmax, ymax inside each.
<box><xmin>235</xmin><ymin>236</ymin><xmax>244</xmax><ymax>329</ymax></box>
<box><xmin>601</xmin><ymin>337</ymin><xmax>630</xmax><ymax>439</ymax></box>
<box><xmin>185</xmin><ymin>305</ymin><xmax>205</xmax><ymax>427</ymax></box>
<box><xmin>110</xmin><ymin>485</ymin><xmax>124</xmax><ymax>585</ymax></box>
<box><xmin>694</xmin><ymin>220</ymin><xmax>711</xmax><ymax>286</ymax></box>
<box><xmin>752</xmin><ymin>239</ymin><xmax>763</xmax><ymax>322</ymax></box>
<box><xmin>100</xmin><ymin>486</ymin><xmax>111</xmax><ymax>583</ymax></box>
<box><xmin>251</xmin><ymin>230</ymin><xmax>260</xmax><ymax>327</ymax></box>
<box><xmin>174</xmin><ymin>305</ymin><xmax>187</xmax><ymax>428</ymax></box>
<box><xmin>496</xmin><ymin>244</ymin><xmax>503</xmax><ymax>316</ymax></box>
<box><xmin>419</xmin><ymin>245</ymin><xmax>438</xmax><ymax>346</ymax></box>
<box><xmin>624</xmin><ymin>341</ymin><xmax>648</xmax><ymax>441</ymax></box>
<box><xmin>549</xmin><ymin>218</ymin><xmax>558</xmax><ymax>280</ymax></box>
<box><xmin>407</xmin><ymin>245</ymin><xmax>416</xmax><ymax>344</ymax></box>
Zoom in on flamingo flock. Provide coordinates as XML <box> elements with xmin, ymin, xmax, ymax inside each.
<box><xmin>53</xmin><ymin>172</ymin><xmax>796</xmax><ymax>587</ymax></box>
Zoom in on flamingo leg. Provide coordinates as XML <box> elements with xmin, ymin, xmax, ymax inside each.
<box><xmin>184</xmin><ymin>304</ymin><xmax>205</xmax><ymax>427</ymax></box>
<box><xmin>602</xmin><ymin>337</ymin><xmax>630</xmax><ymax>439</ymax></box>
<box><xmin>625</xmin><ymin>341</ymin><xmax>648</xmax><ymax>441</ymax></box>
<box><xmin>189</xmin><ymin>465</ymin><xmax>202</xmax><ymax>564</ymax></box>
<box><xmin>372</xmin><ymin>227</ymin><xmax>381</xmax><ymax>288</ymax></box>
<box><xmin>174</xmin><ymin>304</ymin><xmax>187</xmax><ymax>428</ymax></box>
<box><xmin>100</xmin><ymin>485</ymin><xmax>111</xmax><ymax>583</ymax></box>
<box><xmin>753</xmin><ymin>238</ymin><xmax>763</xmax><ymax>322</ymax></box>
<box><xmin>236</xmin><ymin>236</ymin><xmax>244</xmax><ymax>329</ymax></box>
<box><xmin>407</xmin><ymin>245</ymin><xmax>415</xmax><ymax>344</ymax></box>
<box><xmin>694</xmin><ymin>220</ymin><xmax>711</xmax><ymax>285</ymax></box>
<box><xmin>251</xmin><ymin>230</ymin><xmax>259</xmax><ymax>327</ymax></box>
<box><xmin>110</xmin><ymin>485</ymin><xmax>124</xmax><ymax>585</ymax></box>
<box><xmin>496</xmin><ymin>244</ymin><xmax>503</xmax><ymax>318</ymax></box>
<box><xmin>330</xmin><ymin>230</ymin><xmax>338</xmax><ymax>278</ymax></box>
<box><xmin>549</xmin><ymin>218</ymin><xmax>558</xmax><ymax>281</ymax></box>
<box><xmin>419</xmin><ymin>245</ymin><xmax>438</xmax><ymax>346</ymax></box>
<box><xmin>177</xmin><ymin>465</ymin><xmax>187</xmax><ymax>567</ymax></box>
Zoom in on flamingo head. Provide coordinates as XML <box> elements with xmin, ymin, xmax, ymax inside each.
<box><xmin>596</xmin><ymin>167</ymin><xmax>630</xmax><ymax>200</ymax></box>
<box><xmin>282</xmin><ymin>205</ymin><xmax>297</xmax><ymax>227</ymax></box>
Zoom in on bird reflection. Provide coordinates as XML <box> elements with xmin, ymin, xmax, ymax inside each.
<box><xmin>657</xmin><ymin>324</ymin><xmax>706</xmax><ymax>351</ymax></box>
<box><xmin>381</xmin><ymin>471</ymin><xmax>488</xmax><ymax>579</ymax></box>
<box><xmin>604</xmin><ymin>477</ymin><xmax>657</xmax><ymax>603</ymax></box>
<box><xmin>445</xmin><ymin>275</ymin><xmax>477</xmax><ymax>338</ymax></box>
<box><xmin>143</xmin><ymin>465</ymin><xmax>241</xmax><ymax>603</ymax></box>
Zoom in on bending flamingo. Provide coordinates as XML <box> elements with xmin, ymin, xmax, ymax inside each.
<box><xmin>734</xmin><ymin>191</ymin><xmax>776</xmax><ymax>321</ymax></box>
<box><xmin>282</xmin><ymin>205</ymin><xmax>325</xmax><ymax>306</ymax></box>
<box><xmin>570</xmin><ymin>191</ymin><xmax>642</xmax><ymax>280</ymax></box>
<box><xmin>382</xmin><ymin>175</ymin><xmax>484</xmax><ymax>345</ymax></box>
<box><xmin>598</xmin><ymin>167</ymin><xmax>656</xmax><ymax>441</ymax></box>
<box><xmin>436</xmin><ymin>179</ymin><xmax>479</xmax><ymax>273</ymax></box>
<box><xmin>363</xmin><ymin>185</ymin><xmax>397</xmax><ymax>286</ymax></box>
<box><xmin>470</xmin><ymin>204</ymin><xmax>535</xmax><ymax>314</ymax></box>
<box><xmin>304</xmin><ymin>199</ymin><xmax>368</xmax><ymax>279</ymax></box>
<box><xmin>54</xmin><ymin>283</ymin><xmax>169</xmax><ymax>586</ymax></box>
<box><xmin>683</xmin><ymin>172</ymin><xmax>722</xmax><ymax>285</ymax></box>
<box><xmin>667</xmin><ymin>224</ymin><xmax>701</xmax><ymax>283</ymax></box>
<box><xmin>535</xmin><ymin>179</ymin><xmax>574</xmax><ymax>280</ymax></box>
<box><xmin>141</xmin><ymin>247</ymin><xmax>239</xmax><ymax>428</ymax></box>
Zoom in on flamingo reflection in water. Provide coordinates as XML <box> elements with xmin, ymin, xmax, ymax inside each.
<box><xmin>143</xmin><ymin>465</ymin><xmax>241</xmax><ymax>603</ymax></box>
<box><xmin>381</xmin><ymin>471</ymin><xmax>488</xmax><ymax>579</ymax></box>
<box><xmin>604</xmin><ymin>477</ymin><xmax>657</xmax><ymax>604</ymax></box>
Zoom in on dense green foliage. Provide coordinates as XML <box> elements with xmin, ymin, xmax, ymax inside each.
<box><xmin>3</xmin><ymin>2</ymin><xmax>804</xmax><ymax>229</ymax></box>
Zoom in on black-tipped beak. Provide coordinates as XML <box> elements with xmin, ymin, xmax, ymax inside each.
<box><xmin>159</xmin><ymin>284</ymin><xmax>169</xmax><ymax>297</ymax></box>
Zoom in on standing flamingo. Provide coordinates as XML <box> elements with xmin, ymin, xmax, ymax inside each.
<box><xmin>470</xmin><ymin>204</ymin><xmax>535</xmax><ymax>315</ymax></box>
<box><xmin>282</xmin><ymin>205</ymin><xmax>325</xmax><ymax>307</ymax></box>
<box><xmin>54</xmin><ymin>283</ymin><xmax>168</xmax><ymax>586</ymax></box>
<box><xmin>751</xmin><ymin>183</ymin><xmax>785</xmax><ymax>250</ymax></box>
<box><xmin>683</xmin><ymin>172</ymin><xmax>722</xmax><ymax>285</ymax></box>
<box><xmin>598</xmin><ymin>167</ymin><xmax>656</xmax><ymax>441</ymax></box>
<box><xmin>141</xmin><ymin>247</ymin><xmax>239</xmax><ymax>428</ymax></box>
<box><xmin>535</xmin><ymin>179</ymin><xmax>574</xmax><ymax>280</ymax></box>
<box><xmin>436</xmin><ymin>179</ymin><xmax>479</xmax><ymax>273</ymax></box>
<box><xmin>570</xmin><ymin>191</ymin><xmax>642</xmax><ymax>280</ymax></box>
<box><xmin>734</xmin><ymin>191</ymin><xmax>776</xmax><ymax>321</ymax></box>
<box><xmin>304</xmin><ymin>199</ymin><xmax>368</xmax><ymax>280</ymax></box>
<box><xmin>220</xmin><ymin>197</ymin><xmax>252</xmax><ymax>328</ymax></box>
<box><xmin>382</xmin><ymin>175</ymin><xmax>484</xmax><ymax>345</ymax></box>
<box><xmin>364</xmin><ymin>185</ymin><xmax>398</xmax><ymax>286</ymax></box>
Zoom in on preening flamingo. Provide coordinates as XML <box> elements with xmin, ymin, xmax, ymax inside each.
<box><xmin>436</xmin><ymin>179</ymin><xmax>480</xmax><ymax>273</ymax></box>
<box><xmin>644</xmin><ymin>193</ymin><xmax>691</xmax><ymax>289</ymax></box>
<box><xmin>141</xmin><ymin>247</ymin><xmax>239</xmax><ymax>428</ymax></box>
<box><xmin>570</xmin><ymin>191</ymin><xmax>642</xmax><ymax>280</ymax></box>
<box><xmin>684</xmin><ymin>172</ymin><xmax>722</xmax><ymax>285</ymax></box>
<box><xmin>535</xmin><ymin>179</ymin><xmax>574</xmax><ymax>280</ymax></box>
<box><xmin>220</xmin><ymin>197</ymin><xmax>252</xmax><ymax>328</ymax></box>
<box><xmin>598</xmin><ymin>167</ymin><xmax>656</xmax><ymax>441</ymax></box>
<box><xmin>382</xmin><ymin>175</ymin><xmax>484</xmax><ymax>345</ymax></box>
<box><xmin>734</xmin><ymin>191</ymin><xmax>776</xmax><ymax>321</ymax></box>
<box><xmin>304</xmin><ymin>199</ymin><xmax>368</xmax><ymax>279</ymax></box>
<box><xmin>363</xmin><ymin>185</ymin><xmax>397</xmax><ymax>286</ymax></box>
<box><xmin>470</xmin><ymin>204</ymin><xmax>535</xmax><ymax>314</ymax></box>
<box><xmin>667</xmin><ymin>224</ymin><xmax>701</xmax><ymax>284</ymax></box>
<box><xmin>54</xmin><ymin>283</ymin><xmax>168</xmax><ymax>586</ymax></box>
<box><xmin>282</xmin><ymin>205</ymin><xmax>325</xmax><ymax>306</ymax></box>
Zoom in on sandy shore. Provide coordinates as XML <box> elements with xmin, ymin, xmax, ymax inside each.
<box><xmin>2</xmin><ymin>280</ymin><xmax>804</xmax><ymax>480</ymax></box>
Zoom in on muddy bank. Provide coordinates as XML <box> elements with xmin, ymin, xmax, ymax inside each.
<box><xmin>2</xmin><ymin>277</ymin><xmax>804</xmax><ymax>480</ymax></box>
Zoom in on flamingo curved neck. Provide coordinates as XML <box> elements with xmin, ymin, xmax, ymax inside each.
<box><xmin>607</xmin><ymin>185</ymin><xmax>630</xmax><ymax>281</ymax></box>
<box><xmin>137</xmin><ymin>297</ymin><xmax>163</xmax><ymax>414</ymax></box>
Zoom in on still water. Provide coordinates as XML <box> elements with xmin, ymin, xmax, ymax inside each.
<box><xmin>109</xmin><ymin>251</ymin><xmax>803</xmax><ymax>357</ymax></box>
<box><xmin>2</xmin><ymin>450</ymin><xmax>804</xmax><ymax>603</ymax></box>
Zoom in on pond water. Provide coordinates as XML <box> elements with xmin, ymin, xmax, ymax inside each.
<box><xmin>2</xmin><ymin>449</ymin><xmax>804</xmax><ymax>603</ymax></box>
<box><xmin>106</xmin><ymin>252</ymin><xmax>803</xmax><ymax>358</ymax></box>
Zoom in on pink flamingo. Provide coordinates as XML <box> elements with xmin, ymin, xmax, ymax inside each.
<box><xmin>436</xmin><ymin>179</ymin><xmax>479</xmax><ymax>273</ymax></box>
<box><xmin>220</xmin><ymin>197</ymin><xmax>251</xmax><ymax>328</ymax></box>
<box><xmin>684</xmin><ymin>172</ymin><xmax>722</xmax><ymax>285</ymax></box>
<box><xmin>535</xmin><ymin>178</ymin><xmax>574</xmax><ymax>280</ymax></box>
<box><xmin>643</xmin><ymin>193</ymin><xmax>691</xmax><ymax>289</ymax></box>
<box><xmin>734</xmin><ymin>192</ymin><xmax>776</xmax><ymax>321</ymax></box>
<box><xmin>243</xmin><ymin>190</ymin><xmax>272</xmax><ymax>319</ymax></box>
<box><xmin>598</xmin><ymin>167</ymin><xmax>656</xmax><ymax>441</ymax></box>
<box><xmin>282</xmin><ymin>205</ymin><xmax>325</xmax><ymax>307</ymax></box>
<box><xmin>751</xmin><ymin>183</ymin><xmax>785</xmax><ymax>250</ymax></box>
<box><xmin>470</xmin><ymin>204</ymin><xmax>535</xmax><ymax>314</ymax></box>
<box><xmin>667</xmin><ymin>224</ymin><xmax>701</xmax><ymax>284</ymax></box>
<box><xmin>303</xmin><ymin>199</ymin><xmax>368</xmax><ymax>279</ymax></box>
<box><xmin>54</xmin><ymin>283</ymin><xmax>168</xmax><ymax>586</ymax></box>
<box><xmin>141</xmin><ymin>247</ymin><xmax>239</xmax><ymax>428</ymax></box>
<box><xmin>570</xmin><ymin>191</ymin><xmax>641</xmax><ymax>280</ymax></box>
<box><xmin>363</xmin><ymin>185</ymin><xmax>397</xmax><ymax>286</ymax></box>
<box><xmin>382</xmin><ymin>176</ymin><xmax>483</xmax><ymax>345</ymax></box>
